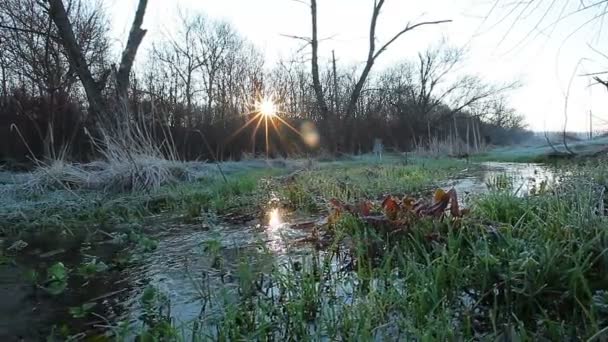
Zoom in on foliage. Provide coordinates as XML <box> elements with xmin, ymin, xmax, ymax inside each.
<box><xmin>77</xmin><ymin>258</ymin><xmax>109</xmax><ymax>279</ymax></box>
<box><xmin>42</xmin><ymin>262</ymin><xmax>69</xmax><ymax>296</ymax></box>
<box><xmin>69</xmin><ymin>302</ymin><xmax>96</xmax><ymax>319</ymax></box>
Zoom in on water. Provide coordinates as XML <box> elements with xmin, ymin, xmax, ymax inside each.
<box><xmin>445</xmin><ymin>162</ymin><xmax>555</xmax><ymax>204</ymax></box>
<box><xmin>0</xmin><ymin>162</ymin><xmax>557</xmax><ymax>339</ymax></box>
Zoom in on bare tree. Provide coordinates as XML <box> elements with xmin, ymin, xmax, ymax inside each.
<box><xmin>47</xmin><ymin>0</ymin><xmax>148</xmax><ymax>118</ymax></box>
<box><xmin>0</xmin><ymin>0</ymin><xmax>109</xmax><ymax>157</ymax></box>
<box><xmin>292</xmin><ymin>0</ymin><xmax>451</xmax><ymax>151</ymax></box>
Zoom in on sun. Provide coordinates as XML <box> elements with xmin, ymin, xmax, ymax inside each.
<box><xmin>228</xmin><ymin>93</ymin><xmax>305</xmax><ymax>159</ymax></box>
<box><xmin>256</xmin><ymin>96</ymin><xmax>277</xmax><ymax>118</ymax></box>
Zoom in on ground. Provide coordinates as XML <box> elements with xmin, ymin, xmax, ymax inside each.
<box><xmin>1</xmin><ymin>152</ymin><xmax>608</xmax><ymax>340</ymax></box>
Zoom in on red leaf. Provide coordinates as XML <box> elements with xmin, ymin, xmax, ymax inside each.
<box><xmin>382</xmin><ymin>195</ymin><xmax>400</xmax><ymax>220</ymax></box>
<box><xmin>358</xmin><ymin>201</ymin><xmax>373</xmax><ymax>216</ymax></box>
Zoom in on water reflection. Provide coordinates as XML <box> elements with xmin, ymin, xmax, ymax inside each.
<box><xmin>266</xmin><ymin>207</ymin><xmax>288</xmax><ymax>253</ymax></box>
<box><xmin>447</xmin><ymin>162</ymin><xmax>556</xmax><ymax>204</ymax></box>
<box><xmin>268</xmin><ymin>208</ymin><xmax>282</xmax><ymax>229</ymax></box>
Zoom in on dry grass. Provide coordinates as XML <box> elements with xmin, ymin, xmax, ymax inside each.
<box><xmin>9</xmin><ymin>114</ymin><xmax>193</xmax><ymax>194</ymax></box>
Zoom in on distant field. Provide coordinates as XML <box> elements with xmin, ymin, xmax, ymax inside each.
<box><xmin>475</xmin><ymin>135</ymin><xmax>608</xmax><ymax>162</ymax></box>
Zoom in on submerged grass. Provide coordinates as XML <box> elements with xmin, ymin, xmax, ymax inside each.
<box><xmin>114</xmin><ymin>159</ymin><xmax>608</xmax><ymax>341</ymax></box>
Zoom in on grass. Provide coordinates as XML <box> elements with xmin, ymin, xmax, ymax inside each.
<box><xmin>0</xmin><ymin>167</ymin><xmax>282</xmax><ymax>234</ymax></box>
<box><xmin>277</xmin><ymin>156</ymin><xmax>470</xmax><ymax>213</ymax></box>
<box><xmin>107</xmin><ymin>158</ymin><xmax>608</xmax><ymax>341</ymax></box>
<box><xmin>0</xmin><ymin>154</ymin><xmax>466</xmax><ymax>234</ymax></box>
<box><xmin>7</xmin><ymin>151</ymin><xmax>608</xmax><ymax>340</ymax></box>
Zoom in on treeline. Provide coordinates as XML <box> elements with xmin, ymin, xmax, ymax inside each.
<box><xmin>0</xmin><ymin>0</ymin><xmax>529</xmax><ymax>163</ymax></box>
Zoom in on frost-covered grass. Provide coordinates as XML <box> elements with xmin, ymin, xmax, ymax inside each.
<box><xmin>475</xmin><ymin>136</ymin><xmax>608</xmax><ymax>163</ymax></box>
<box><xmin>0</xmin><ymin>154</ymin><xmax>462</xmax><ymax>234</ymax></box>
<box><xmin>0</xmin><ymin>158</ymin><xmax>302</xmax><ymax>233</ymax></box>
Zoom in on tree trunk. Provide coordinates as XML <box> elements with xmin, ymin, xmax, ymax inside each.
<box><xmin>472</xmin><ymin>118</ymin><xmax>478</xmax><ymax>152</ymax></box>
<box><xmin>310</xmin><ymin>0</ymin><xmax>330</xmax><ymax>120</ymax></box>
<box><xmin>116</xmin><ymin>0</ymin><xmax>148</xmax><ymax>103</ymax></box>
<box><xmin>466</xmin><ymin>119</ymin><xmax>470</xmax><ymax>154</ymax></box>
<box><xmin>48</xmin><ymin>0</ymin><xmax>106</xmax><ymax>118</ymax></box>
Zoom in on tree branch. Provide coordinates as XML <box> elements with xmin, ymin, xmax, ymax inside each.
<box><xmin>116</xmin><ymin>0</ymin><xmax>148</xmax><ymax>101</ymax></box>
<box><xmin>373</xmin><ymin>20</ymin><xmax>452</xmax><ymax>60</ymax></box>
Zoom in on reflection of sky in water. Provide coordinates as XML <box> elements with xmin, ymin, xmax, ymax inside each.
<box><xmin>447</xmin><ymin>162</ymin><xmax>556</xmax><ymax>204</ymax></box>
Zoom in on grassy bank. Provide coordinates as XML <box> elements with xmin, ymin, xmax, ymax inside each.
<box><xmin>6</xmin><ymin>153</ymin><xmax>608</xmax><ymax>340</ymax></box>
<box><xmin>0</xmin><ymin>155</ymin><xmax>467</xmax><ymax>235</ymax></box>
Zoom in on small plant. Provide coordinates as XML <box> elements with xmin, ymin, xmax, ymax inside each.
<box><xmin>138</xmin><ymin>286</ymin><xmax>177</xmax><ymax>341</ymax></box>
<box><xmin>129</xmin><ymin>231</ymin><xmax>158</xmax><ymax>253</ymax></box>
<box><xmin>77</xmin><ymin>258</ymin><xmax>109</xmax><ymax>279</ymax></box>
<box><xmin>203</xmin><ymin>239</ymin><xmax>223</xmax><ymax>268</ymax></box>
<box><xmin>43</xmin><ymin>262</ymin><xmax>69</xmax><ymax>295</ymax></box>
<box><xmin>69</xmin><ymin>302</ymin><xmax>96</xmax><ymax>318</ymax></box>
<box><xmin>485</xmin><ymin>173</ymin><xmax>513</xmax><ymax>191</ymax></box>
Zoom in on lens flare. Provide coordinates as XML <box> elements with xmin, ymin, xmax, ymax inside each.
<box><xmin>301</xmin><ymin>121</ymin><xmax>320</xmax><ymax>148</ymax></box>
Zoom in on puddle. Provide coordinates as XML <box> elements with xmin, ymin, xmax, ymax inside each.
<box><xmin>119</xmin><ymin>215</ymin><xmax>317</xmax><ymax>326</ymax></box>
<box><xmin>445</xmin><ymin>162</ymin><xmax>556</xmax><ymax>204</ymax></box>
<box><xmin>0</xmin><ymin>162</ymin><xmax>558</xmax><ymax>339</ymax></box>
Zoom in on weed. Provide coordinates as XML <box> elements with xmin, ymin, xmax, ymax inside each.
<box><xmin>69</xmin><ymin>302</ymin><xmax>96</xmax><ymax>319</ymax></box>
<box><xmin>42</xmin><ymin>262</ymin><xmax>69</xmax><ymax>296</ymax></box>
<box><xmin>77</xmin><ymin>258</ymin><xmax>109</xmax><ymax>279</ymax></box>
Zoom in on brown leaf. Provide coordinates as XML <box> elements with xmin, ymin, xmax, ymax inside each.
<box><xmin>329</xmin><ymin>198</ymin><xmax>346</xmax><ymax>211</ymax></box>
<box><xmin>358</xmin><ymin>200</ymin><xmax>373</xmax><ymax>216</ymax></box>
<box><xmin>381</xmin><ymin>195</ymin><xmax>400</xmax><ymax>220</ymax></box>
<box><xmin>448</xmin><ymin>188</ymin><xmax>461</xmax><ymax>217</ymax></box>
<box><xmin>402</xmin><ymin>196</ymin><xmax>416</xmax><ymax>210</ymax></box>
<box><xmin>434</xmin><ymin>188</ymin><xmax>447</xmax><ymax>203</ymax></box>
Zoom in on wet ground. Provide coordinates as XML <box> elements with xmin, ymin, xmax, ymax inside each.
<box><xmin>0</xmin><ymin>162</ymin><xmax>556</xmax><ymax>340</ymax></box>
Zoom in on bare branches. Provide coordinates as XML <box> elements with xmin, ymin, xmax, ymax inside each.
<box><xmin>280</xmin><ymin>34</ymin><xmax>311</xmax><ymax>43</ymax></box>
<box><xmin>373</xmin><ymin>20</ymin><xmax>453</xmax><ymax>61</ymax></box>
<box><xmin>0</xmin><ymin>23</ymin><xmax>59</xmax><ymax>38</ymax></box>
<box><xmin>48</xmin><ymin>0</ymin><xmax>105</xmax><ymax>116</ymax></box>
<box><xmin>345</xmin><ymin>0</ymin><xmax>450</xmax><ymax>118</ymax></box>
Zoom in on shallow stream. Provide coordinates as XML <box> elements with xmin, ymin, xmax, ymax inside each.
<box><xmin>0</xmin><ymin>162</ymin><xmax>556</xmax><ymax>340</ymax></box>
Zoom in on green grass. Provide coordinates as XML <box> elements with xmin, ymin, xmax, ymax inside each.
<box><xmin>115</xmin><ymin>158</ymin><xmax>608</xmax><ymax>341</ymax></box>
<box><xmin>9</xmin><ymin>154</ymin><xmax>608</xmax><ymax>340</ymax></box>
<box><xmin>277</xmin><ymin>156</ymin><xmax>470</xmax><ymax>213</ymax></box>
<box><xmin>0</xmin><ymin>155</ymin><xmax>467</xmax><ymax>234</ymax></box>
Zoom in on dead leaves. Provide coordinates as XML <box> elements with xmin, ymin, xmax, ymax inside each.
<box><xmin>328</xmin><ymin>188</ymin><xmax>468</xmax><ymax>236</ymax></box>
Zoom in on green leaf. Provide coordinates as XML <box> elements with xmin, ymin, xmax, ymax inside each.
<box><xmin>44</xmin><ymin>280</ymin><xmax>68</xmax><ymax>296</ymax></box>
<box><xmin>69</xmin><ymin>302</ymin><xmax>96</xmax><ymax>318</ymax></box>
<box><xmin>47</xmin><ymin>262</ymin><xmax>68</xmax><ymax>282</ymax></box>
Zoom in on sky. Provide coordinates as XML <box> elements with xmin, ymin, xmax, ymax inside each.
<box><xmin>107</xmin><ymin>0</ymin><xmax>608</xmax><ymax>132</ymax></box>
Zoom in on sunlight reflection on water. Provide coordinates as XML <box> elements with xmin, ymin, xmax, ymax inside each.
<box><xmin>268</xmin><ymin>208</ymin><xmax>282</xmax><ymax>229</ymax></box>
<box><xmin>266</xmin><ymin>207</ymin><xmax>287</xmax><ymax>252</ymax></box>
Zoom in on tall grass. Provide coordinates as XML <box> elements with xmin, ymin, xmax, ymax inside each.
<box><xmin>120</xmin><ymin>160</ymin><xmax>608</xmax><ymax>341</ymax></box>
